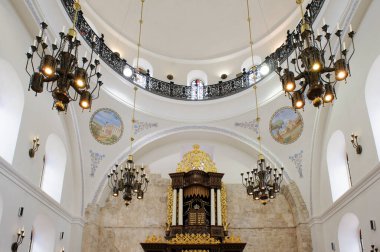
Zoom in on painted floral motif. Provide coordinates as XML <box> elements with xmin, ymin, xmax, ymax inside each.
<box><xmin>289</xmin><ymin>150</ymin><xmax>304</xmax><ymax>178</ymax></box>
<box><xmin>134</xmin><ymin>120</ymin><xmax>158</xmax><ymax>135</ymax></box>
<box><xmin>90</xmin><ymin>150</ymin><xmax>105</xmax><ymax>177</ymax></box>
<box><xmin>234</xmin><ymin>120</ymin><xmax>259</xmax><ymax>134</ymax></box>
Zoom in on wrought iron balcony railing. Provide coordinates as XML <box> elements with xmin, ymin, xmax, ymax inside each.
<box><xmin>60</xmin><ymin>0</ymin><xmax>325</xmax><ymax>101</ymax></box>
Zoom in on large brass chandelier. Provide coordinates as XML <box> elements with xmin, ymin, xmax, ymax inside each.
<box><xmin>241</xmin><ymin>0</ymin><xmax>284</xmax><ymax>205</ymax></box>
<box><xmin>107</xmin><ymin>87</ymin><xmax>149</xmax><ymax>206</ymax></box>
<box><xmin>25</xmin><ymin>0</ymin><xmax>103</xmax><ymax>112</ymax></box>
<box><xmin>274</xmin><ymin>0</ymin><xmax>355</xmax><ymax>109</ymax></box>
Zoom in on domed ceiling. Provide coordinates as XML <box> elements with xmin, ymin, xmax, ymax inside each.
<box><xmin>81</xmin><ymin>0</ymin><xmax>302</xmax><ymax>84</ymax></box>
<box><xmin>84</xmin><ymin>0</ymin><xmax>296</xmax><ymax>60</ymax></box>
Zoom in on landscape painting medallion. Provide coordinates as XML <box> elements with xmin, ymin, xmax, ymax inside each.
<box><xmin>269</xmin><ymin>107</ymin><xmax>303</xmax><ymax>145</ymax></box>
<box><xmin>90</xmin><ymin>108</ymin><xmax>124</xmax><ymax>145</ymax></box>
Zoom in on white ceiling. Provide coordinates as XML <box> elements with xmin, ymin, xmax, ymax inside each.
<box><xmin>84</xmin><ymin>0</ymin><xmax>296</xmax><ymax>60</ymax></box>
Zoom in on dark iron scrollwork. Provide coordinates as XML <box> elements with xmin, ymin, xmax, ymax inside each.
<box><xmin>60</xmin><ymin>0</ymin><xmax>325</xmax><ymax>101</ymax></box>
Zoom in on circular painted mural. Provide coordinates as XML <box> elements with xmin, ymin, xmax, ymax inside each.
<box><xmin>269</xmin><ymin>107</ymin><xmax>303</xmax><ymax>145</ymax></box>
<box><xmin>90</xmin><ymin>108</ymin><xmax>124</xmax><ymax>145</ymax></box>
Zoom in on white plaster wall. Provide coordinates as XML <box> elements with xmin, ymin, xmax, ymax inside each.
<box><xmin>0</xmin><ymin>1</ymin><xmax>84</xmax><ymax>251</ymax></box>
<box><xmin>311</xmin><ymin>0</ymin><xmax>380</xmax><ymax>250</ymax></box>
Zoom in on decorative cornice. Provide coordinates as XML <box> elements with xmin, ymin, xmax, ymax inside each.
<box><xmin>0</xmin><ymin>157</ymin><xmax>85</xmax><ymax>227</ymax></box>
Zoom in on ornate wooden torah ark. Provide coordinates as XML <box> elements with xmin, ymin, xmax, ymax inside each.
<box><xmin>141</xmin><ymin>145</ymin><xmax>246</xmax><ymax>252</ymax></box>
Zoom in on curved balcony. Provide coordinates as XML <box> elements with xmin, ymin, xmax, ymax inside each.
<box><xmin>61</xmin><ymin>0</ymin><xmax>325</xmax><ymax>101</ymax></box>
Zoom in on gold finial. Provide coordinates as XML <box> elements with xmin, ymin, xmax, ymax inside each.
<box><xmin>296</xmin><ymin>0</ymin><xmax>304</xmax><ymax>4</ymax></box>
<box><xmin>176</xmin><ymin>144</ymin><xmax>217</xmax><ymax>173</ymax></box>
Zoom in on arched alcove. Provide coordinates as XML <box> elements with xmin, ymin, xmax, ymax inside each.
<box><xmin>327</xmin><ymin>130</ymin><xmax>350</xmax><ymax>202</ymax></box>
<box><xmin>32</xmin><ymin>215</ymin><xmax>56</xmax><ymax>252</ymax></box>
<box><xmin>338</xmin><ymin>213</ymin><xmax>361</xmax><ymax>252</ymax></box>
<box><xmin>365</xmin><ymin>55</ymin><xmax>380</xmax><ymax>160</ymax></box>
<box><xmin>132</xmin><ymin>57</ymin><xmax>154</xmax><ymax>77</ymax></box>
<box><xmin>187</xmin><ymin>70</ymin><xmax>208</xmax><ymax>86</ymax></box>
<box><xmin>0</xmin><ymin>58</ymin><xmax>24</xmax><ymax>164</ymax></box>
<box><xmin>241</xmin><ymin>56</ymin><xmax>262</xmax><ymax>72</ymax></box>
<box><xmin>41</xmin><ymin>134</ymin><xmax>67</xmax><ymax>202</ymax></box>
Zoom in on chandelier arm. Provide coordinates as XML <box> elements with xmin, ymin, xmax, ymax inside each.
<box><xmin>347</xmin><ymin>37</ymin><xmax>356</xmax><ymax>64</ymax></box>
<box><xmin>25</xmin><ymin>60</ymin><xmax>32</xmax><ymax>77</ymax></box>
<box><xmin>293</xmin><ymin>48</ymin><xmax>303</xmax><ymax>74</ymax></box>
<box><xmin>30</xmin><ymin>55</ymin><xmax>37</xmax><ymax>73</ymax></box>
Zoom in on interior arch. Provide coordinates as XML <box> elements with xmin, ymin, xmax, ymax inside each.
<box><xmin>0</xmin><ymin>58</ymin><xmax>24</xmax><ymax>164</ymax></box>
<box><xmin>94</xmin><ymin>126</ymin><xmax>290</xmax><ymax>205</ymax></box>
<box><xmin>41</xmin><ymin>134</ymin><xmax>67</xmax><ymax>202</ymax></box>
<box><xmin>365</xmin><ymin>54</ymin><xmax>380</xmax><ymax>160</ymax></box>
<box><xmin>338</xmin><ymin>213</ymin><xmax>361</xmax><ymax>252</ymax></box>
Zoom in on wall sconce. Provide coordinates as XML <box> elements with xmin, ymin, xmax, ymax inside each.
<box><xmin>18</xmin><ymin>207</ymin><xmax>24</xmax><ymax>217</ymax></box>
<box><xmin>331</xmin><ymin>242</ymin><xmax>336</xmax><ymax>251</ymax></box>
<box><xmin>61</xmin><ymin>248</ymin><xmax>65</xmax><ymax>252</ymax></box>
<box><xmin>11</xmin><ymin>227</ymin><xmax>25</xmax><ymax>252</ymax></box>
<box><xmin>350</xmin><ymin>133</ymin><xmax>363</xmax><ymax>154</ymax></box>
<box><xmin>29</xmin><ymin>137</ymin><xmax>40</xmax><ymax>158</ymax></box>
<box><xmin>59</xmin><ymin>232</ymin><xmax>64</xmax><ymax>240</ymax></box>
<box><xmin>371</xmin><ymin>220</ymin><xmax>376</xmax><ymax>231</ymax></box>
<box><xmin>371</xmin><ymin>245</ymin><xmax>379</xmax><ymax>252</ymax></box>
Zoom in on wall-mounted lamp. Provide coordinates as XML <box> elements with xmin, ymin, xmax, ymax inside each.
<box><xmin>18</xmin><ymin>207</ymin><xmax>24</xmax><ymax>217</ymax></box>
<box><xmin>331</xmin><ymin>242</ymin><xmax>336</xmax><ymax>251</ymax></box>
<box><xmin>61</xmin><ymin>248</ymin><xmax>65</xmax><ymax>252</ymax></box>
<box><xmin>59</xmin><ymin>232</ymin><xmax>64</xmax><ymax>240</ymax></box>
<box><xmin>371</xmin><ymin>245</ymin><xmax>379</xmax><ymax>252</ymax></box>
<box><xmin>11</xmin><ymin>227</ymin><xmax>25</xmax><ymax>252</ymax></box>
<box><xmin>350</xmin><ymin>133</ymin><xmax>363</xmax><ymax>154</ymax></box>
<box><xmin>371</xmin><ymin>220</ymin><xmax>377</xmax><ymax>231</ymax></box>
<box><xmin>28</xmin><ymin>137</ymin><xmax>40</xmax><ymax>158</ymax></box>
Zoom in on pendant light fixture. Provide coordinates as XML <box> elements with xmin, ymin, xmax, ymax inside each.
<box><xmin>240</xmin><ymin>0</ymin><xmax>284</xmax><ymax>205</ymax></box>
<box><xmin>274</xmin><ymin>0</ymin><xmax>355</xmax><ymax>109</ymax></box>
<box><xmin>25</xmin><ymin>0</ymin><xmax>103</xmax><ymax>112</ymax></box>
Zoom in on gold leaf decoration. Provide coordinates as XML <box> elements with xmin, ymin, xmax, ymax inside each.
<box><xmin>167</xmin><ymin>184</ymin><xmax>173</xmax><ymax>228</ymax></box>
<box><xmin>176</xmin><ymin>144</ymin><xmax>217</xmax><ymax>173</ymax></box>
<box><xmin>223</xmin><ymin>235</ymin><xmax>243</xmax><ymax>243</ymax></box>
<box><xmin>145</xmin><ymin>235</ymin><xmax>164</xmax><ymax>243</ymax></box>
<box><xmin>221</xmin><ymin>183</ymin><xmax>228</xmax><ymax>229</ymax></box>
<box><xmin>168</xmin><ymin>233</ymin><xmax>220</xmax><ymax>245</ymax></box>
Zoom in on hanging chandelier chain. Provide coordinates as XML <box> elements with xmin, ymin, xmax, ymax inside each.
<box><xmin>296</xmin><ymin>0</ymin><xmax>305</xmax><ymax>23</ymax></box>
<box><xmin>129</xmin><ymin>87</ymin><xmax>138</xmax><ymax>153</ymax></box>
<box><xmin>246</xmin><ymin>0</ymin><xmax>262</xmax><ymax>156</ymax></box>
<box><xmin>136</xmin><ymin>0</ymin><xmax>145</xmax><ymax>69</ymax></box>
<box><xmin>246</xmin><ymin>0</ymin><xmax>255</xmax><ymax>68</ymax></box>
<box><xmin>253</xmin><ymin>86</ymin><xmax>262</xmax><ymax>156</ymax></box>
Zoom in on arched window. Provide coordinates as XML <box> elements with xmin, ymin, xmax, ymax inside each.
<box><xmin>41</xmin><ymin>134</ymin><xmax>67</xmax><ymax>202</ymax></box>
<box><xmin>338</xmin><ymin>213</ymin><xmax>361</xmax><ymax>252</ymax></box>
<box><xmin>365</xmin><ymin>55</ymin><xmax>380</xmax><ymax>160</ymax></box>
<box><xmin>190</xmin><ymin>79</ymin><xmax>205</xmax><ymax>100</ymax></box>
<box><xmin>32</xmin><ymin>215</ymin><xmax>55</xmax><ymax>252</ymax></box>
<box><xmin>327</xmin><ymin>130</ymin><xmax>351</xmax><ymax>201</ymax></box>
<box><xmin>0</xmin><ymin>58</ymin><xmax>24</xmax><ymax>164</ymax></box>
<box><xmin>187</xmin><ymin>70</ymin><xmax>208</xmax><ymax>100</ymax></box>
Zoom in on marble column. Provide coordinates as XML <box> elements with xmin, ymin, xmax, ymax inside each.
<box><xmin>172</xmin><ymin>189</ymin><xmax>177</xmax><ymax>226</ymax></box>
<box><xmin>210</xmin><ymin>188</ymin><xmax>215</xmax><ymax>225</ymax></box>
<box><xmin>216</xmin><ymin>189</ymin><xmax>222</xmax><ymax>226</ymax></box>
<box><xmin>178</xmin><ymin>188</ymin><xmax>183</xmax><ymax>225</ymax></box>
